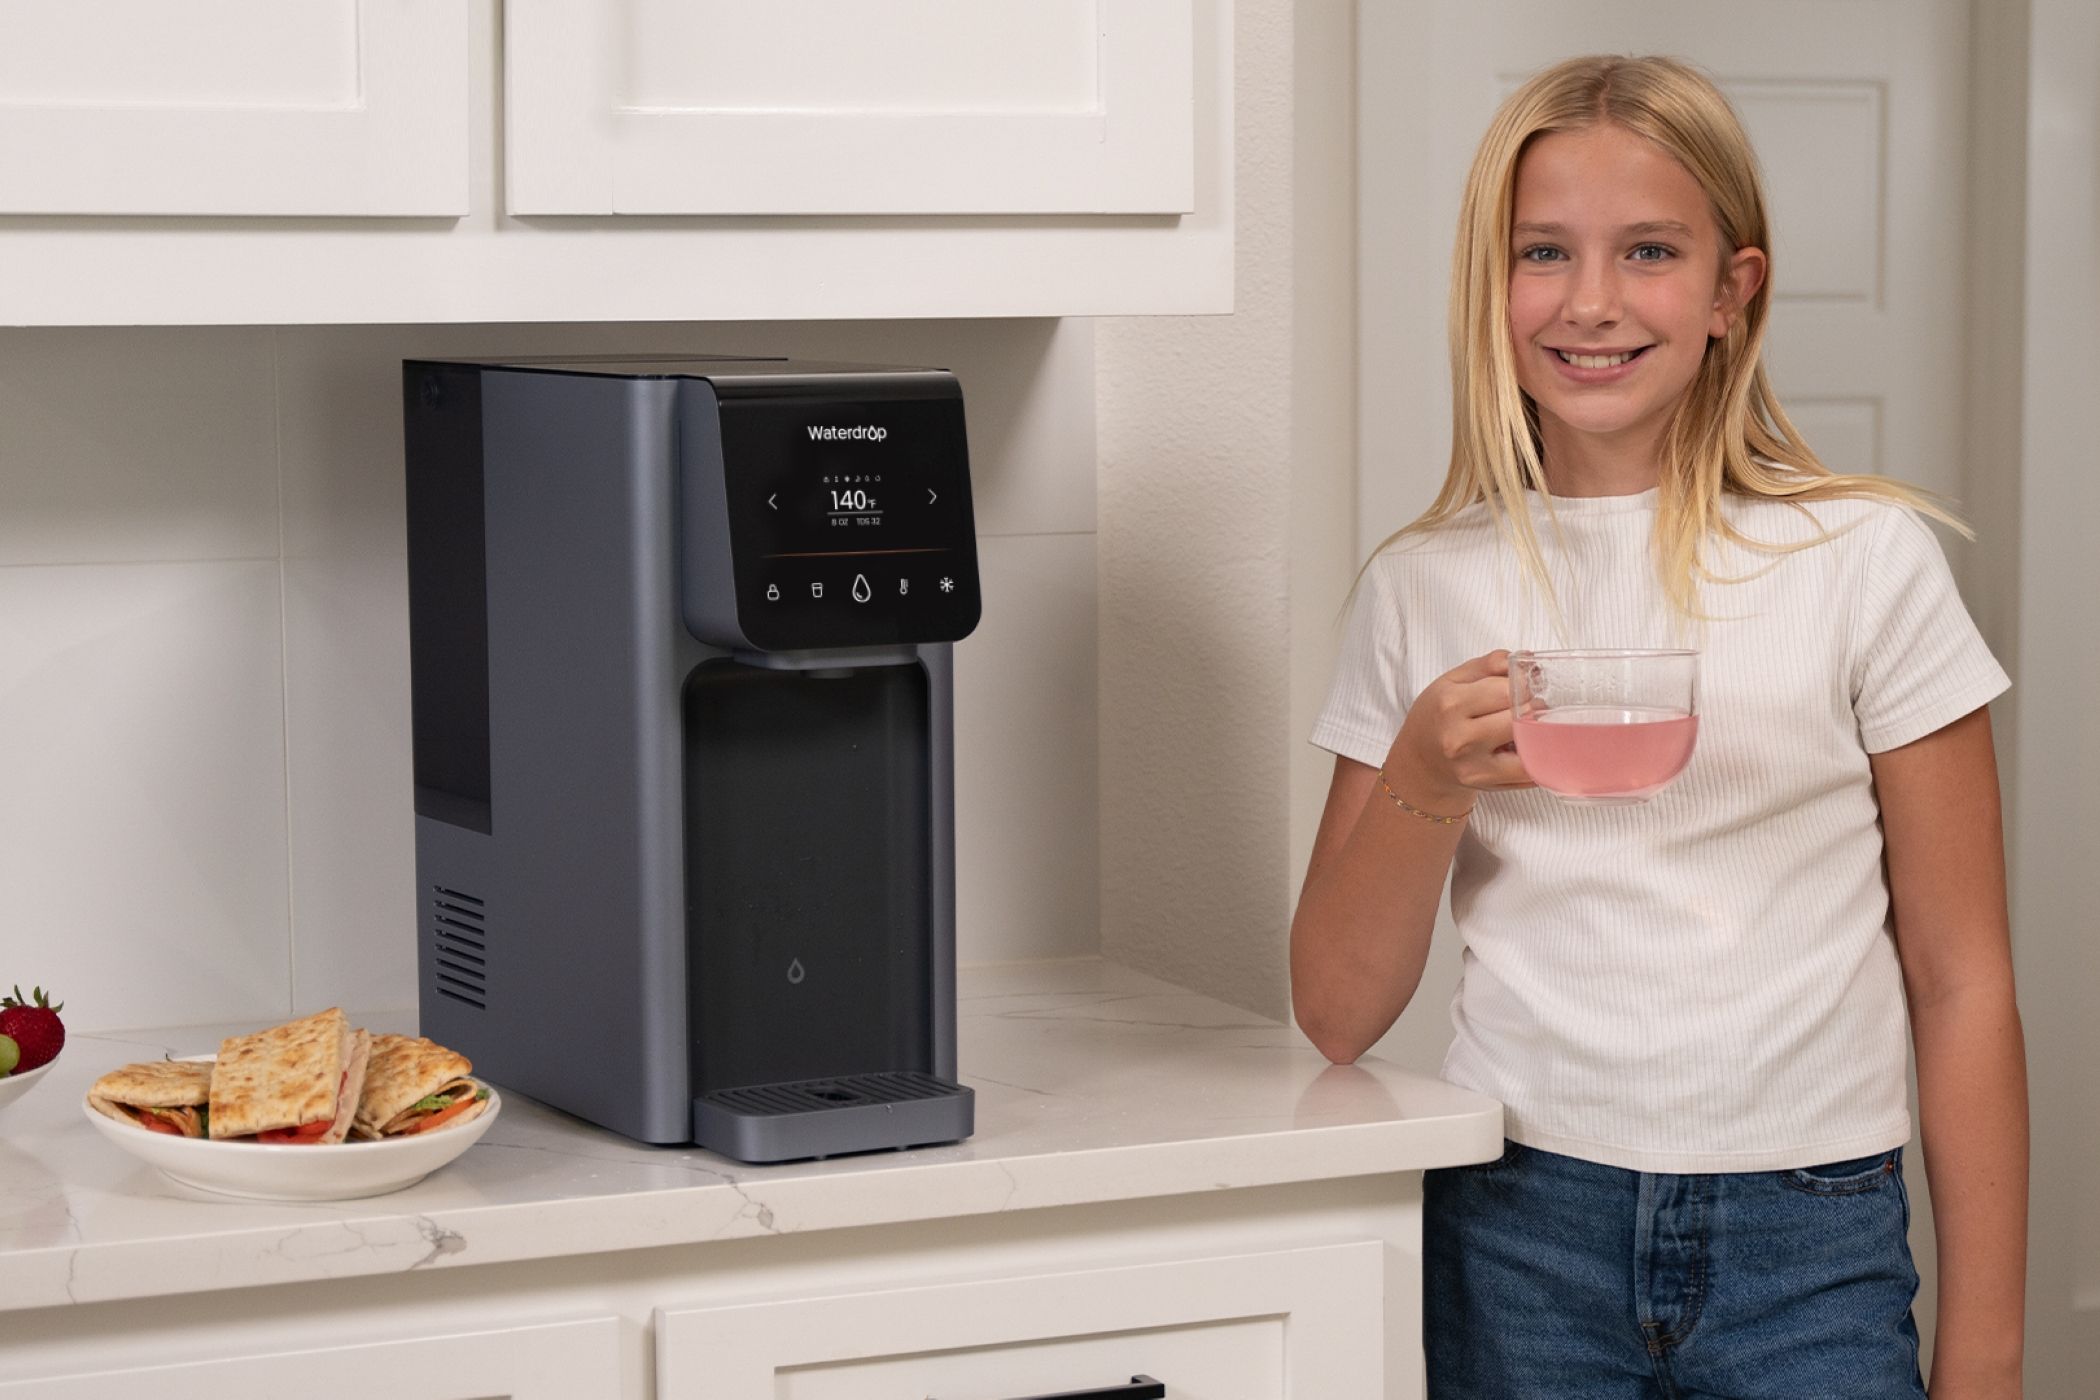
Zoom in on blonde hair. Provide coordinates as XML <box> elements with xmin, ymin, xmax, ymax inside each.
<box><xmin>1389</xmin><ymin>54</ymin><xmax>1964</xmax><ymax>620</ymax></box>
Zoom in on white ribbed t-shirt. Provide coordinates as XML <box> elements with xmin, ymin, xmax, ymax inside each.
<box><xmin>1311</xmin><ymin>488</ymin><xmax>2009</xmax><ymax>1173</ymax></box>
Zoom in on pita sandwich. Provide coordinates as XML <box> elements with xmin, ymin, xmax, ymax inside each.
<box><xmin>208</xmin><ymin>1007</ymin><xmax>371</xmax><ymax>1145</ymax></box>
<box><xmin>87</xmin><ymin>1060</ymin><xmax>214</xmax><ymax>1138</ymax></box>
<box><xmin>352</xmin><ymin>1033</ymin><xmax>488</xmax><ymax>1140</ymax></box>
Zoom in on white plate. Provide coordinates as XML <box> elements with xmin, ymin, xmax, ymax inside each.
<box><xmin>83</xmin><ymin>1057</ymin><xmax>499</xmax><ymax>1201</ymax></box>
<box><xmin>0</xmin><ymin>1056</ymin><xmax>57</xmax><ymax>1113</ymax></box>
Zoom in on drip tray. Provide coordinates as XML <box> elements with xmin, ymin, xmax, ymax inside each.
<box><xmin>692</xmin><ymin>1071</ymin><xmax>974</xmax><ymax>1164</ymax></box>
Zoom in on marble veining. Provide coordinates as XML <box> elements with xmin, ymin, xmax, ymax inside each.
<box><xmin>0</xmin><ymin>959</ymin><xmax>1499</xmax><ymax>1312</ymax></box>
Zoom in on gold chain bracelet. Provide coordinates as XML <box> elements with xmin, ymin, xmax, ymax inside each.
<box><xmin>1377</xmin><ymin>770</ymin><xmax>1470</xmax><ymax>825</ymax></box>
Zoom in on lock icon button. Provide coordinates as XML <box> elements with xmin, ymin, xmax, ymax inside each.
<box><xmin>765</xmin><ymin>583</ymin><xmax>781</xmax><ymax>602</ymax></box>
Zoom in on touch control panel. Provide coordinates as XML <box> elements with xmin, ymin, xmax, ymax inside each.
<box><xmin>713</xmin><ymin>388</ymin><xmax>982</xmax><ymax>652</ymax></box>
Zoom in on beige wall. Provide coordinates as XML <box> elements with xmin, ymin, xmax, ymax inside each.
<box><xmin>0</xmin><ymin>317</ymin><xmax>1100</xmax><ymax>1032</ymax></box>
<box><xmin>1096</xmin><ymin>0</ymin><xmax>1356</xmax><ymax>1020</ymax></box>
<box><xmin>2009</xmin><ymin>0</ymin><xmax>2100</xmax><ymax>1379</ymax></box>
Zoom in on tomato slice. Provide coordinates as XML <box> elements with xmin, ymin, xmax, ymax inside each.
<box><xmin>401</xmin><ymin>1096</ymin><xmax>478</xmax><ymax>1136</ymax></box>
<box><xmin>254</xmin><ymin>1070</ymin><xmax>347</xmax><ymax>1143</ymax></box>
<box><xmin>133</xmin><ymin>1111</ymin><xmax>185</xmax><ymax>1136</ymax></box>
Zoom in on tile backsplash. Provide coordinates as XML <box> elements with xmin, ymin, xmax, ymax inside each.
<box><xmin>0</xmin><ymin>321</ymin><xmax>1098</xmax><ymax>1032</ymax></box>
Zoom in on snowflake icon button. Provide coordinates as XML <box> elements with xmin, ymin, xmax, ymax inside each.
<box><xmin>939</xmin><ymin>577</ymin><xmax>955</xmax><ymax>593</ymax></box>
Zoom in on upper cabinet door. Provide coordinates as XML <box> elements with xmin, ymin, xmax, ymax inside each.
<box><xmin>0</xmin><ymin>0</ymin><xmax>467</xmax><ymax>216</ymax></box>
<box><xmin>506</xmin><ymin>0</ymin><xmax>1195</xmax><ymax>215</ymax></box>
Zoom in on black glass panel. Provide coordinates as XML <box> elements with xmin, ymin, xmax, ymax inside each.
<box><xmin>684</xmin><ymin>659</ymin><xmax>934</xmax><ymax>1094</ymax></box>
<box><xmin>403</xmin><ymin>363</ymin><xmax>492</xmax><ymax>833</ymax></box>
<box><xmin>717</xmin><ymin>394</ymin><xmax>981</xmax><ymax>651</ymax></box>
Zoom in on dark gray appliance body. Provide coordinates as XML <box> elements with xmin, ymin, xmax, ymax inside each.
<box><xmin>402</xmin><ymin>356</ymin><xmax>979</xmax><ymax>1161</ymax></box>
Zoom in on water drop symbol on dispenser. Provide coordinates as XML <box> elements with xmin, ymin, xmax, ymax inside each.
<box><xmin>851</xmin><ymin>574</ymin><xmax>872</xmax><ymax>603</ymax></box>
<box><xmin>786</xmin><ymin>958</ymin><xmax>806</xmax><ymax>985</ymax></box>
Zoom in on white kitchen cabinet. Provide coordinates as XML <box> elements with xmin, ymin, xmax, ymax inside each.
<box><xmin>0</xmin><ymin>0</ymin><xmax>1229</xmax><ymax>323</ymax></box>
<box><xmin>0</xmin><ymin>1316</ymin><xmax>621</xmax><ymax>1400</ymax></box>
<box><xmin>656</xmin><ymin>1242</ymin><xmax>1382</xmax><ymax>1398</ymax></box>
<box><xmin>0</xmin><ymin>1203</ymin><xmax>1416</xmax><ymax>1400</ymax></box>
<box><xmin>0</xmin><ymin>0</ymin><xmax>468</xmax><ymax>216</ymax></box>
<box><xmin>506</xmin><ymin>0</ymin><xmax>1194</xmax><ymax>216</ymax></box>
<box><xmin>4</xmin><ymin>965</ymin><xmax>1487</xmax><ymax>1398</ymax></box>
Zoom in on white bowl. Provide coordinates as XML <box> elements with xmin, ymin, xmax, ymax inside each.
<box><xmin>82</xmin><ymin>1059</ymin><xmax>500</xmax><ymax>1201</ymax></box>
<box><xmin>0</xmin><ymin>1056</ymin><xmax>57</xmax><ymax>1113</ymax></box>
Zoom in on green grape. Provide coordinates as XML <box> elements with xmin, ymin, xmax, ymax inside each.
<box><xmin>0</xmin><ymin>1033</ymin><xmax>18</xmax><ymax>1076</ymax></box>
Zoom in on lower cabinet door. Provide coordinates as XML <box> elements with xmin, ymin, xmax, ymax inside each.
<box><xmin>0</xmin><ymin>1316</ymin><xmax>621</xmax><ymax>1400</ymax></box>
<box><xmin>656</xmin><ymin>1241</ymin><xmax>1383</xmax><ymax>1398</ymax></box>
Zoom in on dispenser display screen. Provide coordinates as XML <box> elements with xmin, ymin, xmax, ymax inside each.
<box><xmin>718</xmin><ymin>393</ymin><xmax>981</xmax><ymax>651</ymax></box>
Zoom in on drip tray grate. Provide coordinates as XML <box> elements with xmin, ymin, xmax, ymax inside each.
<box><xmin>705</xmin><ymin>1071</ymin><xmax>958</xmax><ymax>1117</ymax></box>
<box><xmin>694</xmin><ymin>1071</ymin><xmax>974</xmax><ymax>1163</ymax></box>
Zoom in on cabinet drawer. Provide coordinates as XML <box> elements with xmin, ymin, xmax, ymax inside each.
<box><xmin>0</xmin><ymin>1316</ymin><xmax>620</xmax><ymax>1400</ymax></box>
<box><xmin>656</xmin><ymin>1241</ymin><xmax>1382</xmax><ymax>1398</ymax></box>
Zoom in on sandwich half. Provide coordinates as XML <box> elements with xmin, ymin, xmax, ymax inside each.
<box><xmin>208</xmin><ymin>1007</ymin><xmax>371</xmax><ymax>1144</ymax></box>
<box><xmin>353</xmin><ymin>1034</ymin><xmax>488</xmax><ymax>1139</ymax></box>
<box><xmin>87</xmin><ymin>1059</ymin><xmax>214</xmax><ymax>1138</ymax></box>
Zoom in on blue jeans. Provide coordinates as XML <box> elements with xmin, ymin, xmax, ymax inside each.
<box><xmin>1424</xmin><ymin>1141</ymin><xmax>1927</xmax><ymax>1399</ymax></box>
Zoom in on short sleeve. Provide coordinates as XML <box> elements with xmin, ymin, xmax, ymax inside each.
<box><xmin>1849</xmin><ymin>507</ymin><xmax>2010</xmax><ymax>752</ymax></box>
<box><xmin>1309</xmin><ymin>554</ymin><xmax>1409</xmax><ymax>767</ymax></box>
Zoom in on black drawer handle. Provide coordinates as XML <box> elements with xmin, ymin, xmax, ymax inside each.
<box><xmin>941</xmin><ymin>1377</ymin><xmax>1165</xmax><ymax>1400</ymax></box>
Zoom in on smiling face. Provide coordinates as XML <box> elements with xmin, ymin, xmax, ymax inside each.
<box><xmin>1506</xmin><ymin>123</ymin><xmax>1764</xmax><ymax>492</ymax></box>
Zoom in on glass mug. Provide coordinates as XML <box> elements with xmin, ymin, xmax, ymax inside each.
<box><xmin>1507</xmin><ymin>649</ymin><xmax>1700</xmax><ymax>804</ymax></box>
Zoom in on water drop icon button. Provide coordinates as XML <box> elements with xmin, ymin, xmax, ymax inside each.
<box><xmin>852</xmin><ymin>574</ymin><xmax>872</xmax><ymax>603</ymax></box>
<box><xmin>786</xmin><ymin>958</ymin><xmax>805</xmax><ymax>985</ymax></box>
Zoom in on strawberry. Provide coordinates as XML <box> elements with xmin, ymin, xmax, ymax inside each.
<box><xmin>0</xmin><ymin>985</ymin><xmax>64</xmax><ymax>1072</ymax></box>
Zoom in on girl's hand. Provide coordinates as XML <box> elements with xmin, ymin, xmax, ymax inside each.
<box><xmin>1382</xmin><ymin>650</ymin><xmax>1535</xmax><ymax>812</ymax></box>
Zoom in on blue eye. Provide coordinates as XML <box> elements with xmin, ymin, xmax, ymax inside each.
<box><xmin>1518</xmin><ymin>245</ymin><xmax>1565</xmax><ymax>263</ymax></box>
<box><xmin>1629</xmin><ymin>244</ymin><xmax>1675</xmax><ymax>262</ymax></box>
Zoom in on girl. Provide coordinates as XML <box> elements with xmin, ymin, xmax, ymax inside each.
<box><xmin>1292</xmin><ymin>56</ymin><xmax>2027</xmax><ymax>1399</ymax></box>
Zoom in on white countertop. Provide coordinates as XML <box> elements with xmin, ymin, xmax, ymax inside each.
<box><xmin>0</xmin><ymin>959</ymin><xmax>1500</xmax><ymax>1313</ymax></box>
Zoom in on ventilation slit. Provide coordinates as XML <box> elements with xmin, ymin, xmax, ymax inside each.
<box><xmin>430</xmin><ymin>886</ymin><xmax>488</xmax><ymax>1009</ymax></box>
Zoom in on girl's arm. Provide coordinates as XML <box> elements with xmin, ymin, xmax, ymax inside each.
<box><xmin>1289</xmin><ymin>753</ymin><xmax>1461</xmax><ymax>1062</ymax></box>
<box><xmin>1290</xmin><ymin>651</ymin><xmax>1532</xmax><ymax>1063</ymax></box>
<box><xmin>1871</xmin><ymin>705</ymin><xmax>2028</xmax><ymax>1398</ymax></box>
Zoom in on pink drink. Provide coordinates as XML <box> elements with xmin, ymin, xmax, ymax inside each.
<box><xmin>1512</xmin><ymin>706</ymin><xmax>1698</xmax><ymax>803</ymax></box>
